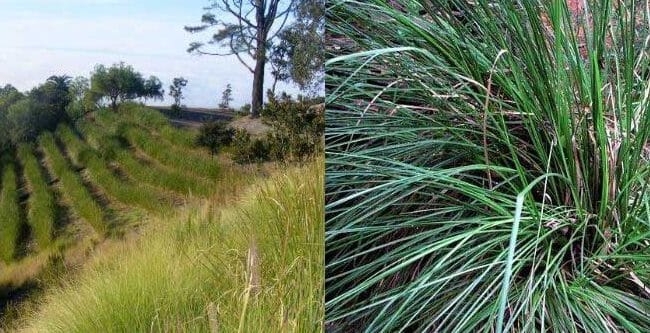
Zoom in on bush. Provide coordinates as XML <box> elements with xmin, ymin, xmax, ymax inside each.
<box><xmin>195</xmin><ymin>121</ymin><xmax>235</xmax><ymax>156</ymax></box>
<box><xmin>170</xmin><ymin>104</ymin><xmax>182</xmax><ymax>115</ymax></box>
<box><xmin>261</xmin><ymin>92</ymin><xmax>324</xmax><ymax>161</ymax></box>
<box><xmin>231</xmin><ymin>129</ymin><xmax>271</xmax><ymax>164</ymax></box>
<box><xmin>237</xmin><ymin>103</ymin><xmax>252</xmax><ymax>116</ymax></box>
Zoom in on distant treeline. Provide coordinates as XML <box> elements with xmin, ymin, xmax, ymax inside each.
<box><xmin>0</xmin><ymin>62</ymin><xmax>163</xmax><ymax>152</ymax></box>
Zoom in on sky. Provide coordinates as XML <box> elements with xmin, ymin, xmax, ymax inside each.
<box><xmin>0</xmin><ymin>0</ymin><xmax>300</xmax><ymax>107</ymax></box>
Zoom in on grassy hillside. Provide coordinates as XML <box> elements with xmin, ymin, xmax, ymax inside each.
<box><xmin>17</xmin><ymin>160</ymin><xmax>323</xmax><ymax>332</ymax></box>
<box><xmin>0</xmin><ymin>104</ymin><xmax>323</xmax><ymax>332</ymax></box>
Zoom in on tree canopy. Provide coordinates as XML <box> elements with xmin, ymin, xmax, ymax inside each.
<box><xmin>270</xmin><ymin>0</ymin><xmax>324</xmax><ymax>94</ymax></box>
<box><xmin>169</xmin><ymin>77</ymin><xmax>188</xmax><ymax>110</ymax></box>
<box><xmin>89</xmin><ymin>62</ymin><xmax>163</xmax><ymax>110</ymax></box>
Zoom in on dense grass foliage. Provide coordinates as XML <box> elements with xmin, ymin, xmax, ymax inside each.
<box><xmin>56</xmin><ymin>124</ymin><xmax>170</xmax><ymax>214</ymax></box>
<box><xmin>20</xmin><ymin>161</ymin><xmax>324</xmax><ymax>332</ymax></box>
<box><xmin>0</xmin><ymin>154</ymin><xmax>22</xmax><ymax>263</ymax></box>
<box><xmin>38</xmin><ymin>133</ymin><xmax>106</xmax><ymax>234</ymax></box>
<box><xmin>92</xmin><ymin>109</ymin><xmax>220</xmax><ymax>179</ymax></box>
<box><xmin>77</xmin><ymin>121</ymin><xmax>213</xmax><ymax>197</ymax></box>
<box><xmin>118</xmin><ymin>103</ymin><xmax>197</xmax><ymax>148</ymax></box>
<box><xmin>95</xmin><ymin>105</ymin><xmax>198</xmax><ymax>148</ymax></box>
<box><xmin>17</xmin><ymin>144</ymin><xmax>57</xmax><ymax>249</ymax></box>
<box><xmin>120</xmin><ymin>124</ymin><xmax>221</xmax><ymax>179</ymax></box>
<box><xmin>326</xmin><ymin>0</ymin><xmax>650</xmax><ymax>331</ymax></box>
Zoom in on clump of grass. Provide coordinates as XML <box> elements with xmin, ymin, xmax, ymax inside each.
<box><xmin>0</xmin><ymin>153</ymin><xmax>22</xmax><ymax>263</ymax></box>
<box><xmin>326</xmin><ymin>1</ymin><xmax>650</xmax><ymax>331</ymax></box>
<box><xmin>17</xmin><ymin>143</ymin><xmax>57</xmax><ymax>250</ymax></box>
<box><xmin>94</xmin><ymin>108</ymin><xmax>219</xmax><ymax>179</ymax></box>
<box><xmin>96</xmin><ymin>106</ymin><xmax>199</xmax><ymax>149</ymax></box>
<box><xmin>77</xmin><ymin>121</ymin><xmax>213</xmax><ymax>197</ymax></box>
<box><xmin>117</xmin><ymin>104</ymin><xmax>198</xmax><ymax>148</ymax></box>
<box><xmin>121</xmin><ymin>124</ymin><xmax>220</xmax><ymax>180</ymax></box>
<box><xmin>38</xmin><ymin>132</ymin><xmax>106</xmax><ymax>235</ymax></box>
<box><xmin>19</xmin><ymin>160</ymin><xmax>324</xmax><ymax>332</ymax></box>
<box><xmin>56</xmin><ymin>124</ymin><xmax>171</xmax><ymax>214</ymax></box>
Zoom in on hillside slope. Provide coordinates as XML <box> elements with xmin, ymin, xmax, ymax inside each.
<box><xmin>16</xmin><ymin>160</ymin><xmax>324</xmax><ymax>332</ymax></box>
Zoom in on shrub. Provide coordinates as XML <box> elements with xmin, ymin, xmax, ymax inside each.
<box><xmin>170</xmin><ymin>103</ymin><xmax>182</xmax><ymax>115</ymax></box>
<box><xmin>262</xmin><ymin>92</ymin><xmax>324</xmax><ymax>161</ymax></box>
<box><xmin>231</xmin><ymin>129</ymin><xmax>271</xmax><ymax>164</ymax></box>
<box><xmin>196</xmin><ymin>121</ymin><xmax>235</xmax><ymax>156</ymax></box>
<box><xmin>237</xmin><ymin>103</ymin><xmax>252</xmax><ymax>116</ymax></box>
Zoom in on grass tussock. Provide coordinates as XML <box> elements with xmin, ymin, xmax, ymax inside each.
<box><xmin>18</xmin><ymin>160</ymin><xmax>324</xmax><ymax>332</ymax></box>
<box><xmin>121</xmin><ymin>124</ymin><xmax>220</xmax><ymax>179</ymax></box>
<box><xmin>77</xmin><ymin>121</ymin><xmax>214</xmax><ymax>197</ymax></box>
<box><xmin>56</xmin><ymin>124</ymin><xmax>171</xmax><ymax>215</ymax></box>
<box><xmin>326</xmin><ymin>0</ymin><xmax>650</xmax><ymax>331</ymax></box>
<box><xmin>17</xmin><ymin>143</ymin><xmax>57</xmax><ymax>250</ymax></box>
<box><xmin>38</xmin><ymin>132</ymin><xmax>106</xmax><ymax>235</ymax></box>
<box><xmin>0</xmin><ymin>153</ymin><xmax>22</xmax><ymax>263</ymax></box>
<box><xmin>111</xmin><ymin>104</ymin><xmax>198</xmax><ymax>148</ymax></box>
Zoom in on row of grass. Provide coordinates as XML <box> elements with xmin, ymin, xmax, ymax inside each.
<box><xmin>120</xmin><ymin>124</ymin><xmax>220</xmax><ymax>180</ymax></box>
<box><xmin>39</xmin><ymin>133</ymin><xmax>106</xmax><ymax>235</ymax></box>
<box><xmin>20</xmin><ymin>160</ymin><xmax>324</xmax><ymax>332</ymax></box>
<box><xmin>77</xmin><ymin>121</ymin><xmax>214</xmax><ymax>197</ymax></box>
<box><xmin>56</xmin><ymin>124</ymin><xmax>171</xmax><ymax>214</ymax></box>
<box><xmin>93</xmin><ymin>108</ymin><xmax>220</xmax><ymax>179</ymax></box>
<box><xmin>110</xmin><ymin>104</ymin><xmax>198</xmax><ymax>148</ymax></box>
<box><xmin>17</xmin><ymin>143</ymin><xmax>57</xmax><ymax>250</ymax></box>
<box><xmin>0</xmin><ymin>153</ymin><xmax>22</xmax><ymax>263</ymax></box>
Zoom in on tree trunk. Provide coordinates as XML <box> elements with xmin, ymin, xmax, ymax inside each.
<box><xmin>251</xmin><ymin>0</ymin><xmax>267</xmax><ymax>118</ymax></box>
<box><xmin>251</xmin><ymin>42</ymin><xmax>266</xmax><ymax>118</ymax></box>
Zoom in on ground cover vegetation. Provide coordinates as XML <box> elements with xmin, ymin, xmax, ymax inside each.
<box><xmin>17</xmin><ymin>161</ymin><xmax>324</xmax><ymax>333</ymax></box>
<box><xmin>1</xmin><ymin>75</ymin><xmax>325</xmax><ymax>332</ymax></box>
<box><xmin>326</xmin><ymin>0</ymin><xmax>650</xmax><ymax>331</ymax></box>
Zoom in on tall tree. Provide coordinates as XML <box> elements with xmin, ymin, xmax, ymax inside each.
<box><xmin>219</xmin><ymin>83</ymin><xmax>233</xmax><ymax>109</ymax></box>
<box><xmin>185</xmin><ymin>0</ymin><xmax>296</xmax><ymax>118</ymax></box>
<box><xmin>169</xmin><ymin>77</ymin><xmax>188</xmax><ymax>111</ymax></box>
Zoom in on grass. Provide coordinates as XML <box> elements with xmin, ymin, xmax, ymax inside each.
<box><xmin>56</xmin><ymin>124</ymin><xmax>171</xmax><ymax>215</ymax></box>
<box><xmin>92</xmin><ymin>107</ymin><xmax>220</xmax><ymax>179</ymax></box>
<box><xmin>326</xmin><ymin>0</ymin><xmax>650</xmax><ymax>331</ymax></box>
<box><xmin>17</xmin><ymin>143</ymin><xmax>58</xmax><ymax>250</ymax></box>
<box><xmin>120</xmin><ymin>123</ymin><xmax>221</xmax><ymax>180</ymax></box>
<box><xmin>38</xmin><ymin>132</ymin><xmax>106</xmax><ymax>235</ymax></box>
<box><xmin>113</xmin><ymin>103</ymin><xmax>198</xmax><ymax>148</ymax></box>
<box><xmin>19</xmin><ymin>160</ymin><xmax>324</xmax><ymax>332</ymax></box>
<box><xmin>0</xmin><ymin>153</ymin><xmax>22</xmax><ymax>263</ymax></box>
<box><xmin>77</xmin><ymin>121</ymin><xmax>214</xmax><ymax>197</ymax></box>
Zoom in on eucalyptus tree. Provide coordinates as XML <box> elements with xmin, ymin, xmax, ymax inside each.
<box><xmin>185</xmin><ymin>0</ymin><xmax>296</xmax><ymax>117</ymax></box>
<box><xmin>169</xmin><ymin>77</ymin><xmax>188</xmax><ymax>111</ymax></box>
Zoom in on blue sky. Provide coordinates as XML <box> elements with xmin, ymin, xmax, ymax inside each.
<box><xmin>0</xmin><ymin>0</ymin><xmax>299</xmax><ymax>107</ymax></box>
